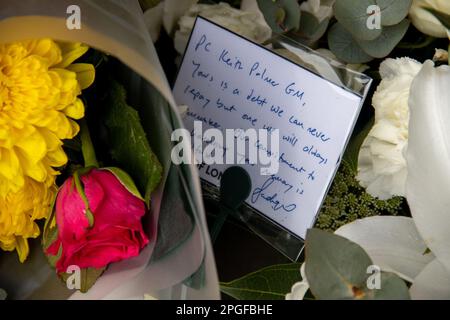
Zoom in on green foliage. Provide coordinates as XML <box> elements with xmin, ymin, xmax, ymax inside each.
<box><xmin>328</xmin><ymin>22</ymin><xmax>374</xmax><ymax>63</ymax></box>
<box><xmin>315</xmin><ymin>161</ymin><xmax>404</xmax><ymax>232</ymax></box>
<box><xmin>257</xmin><ymin>0</ymin><xmax>300</xmax><ymax>33</ymax></box>
<box><xmin>329</xmin><ymin>0</ymin><xmax>412</xmax><ymax>63</ymax></box>
<box><xmin>298</xmin><ymin>11</ymin><xmax>330</xmax><ymax>41</ymax></box>
<box><xmin>334</xmin><ymin>0</ymin><xmax>383</xmax><ymax>41</ymax></box>
<box><xmin>220</xmin><ymin>263</ymin><xmax>302</xmax><ymax>300</ymax></box>
<box><xmin>305</xmin><ymin>229</ymin><xmax>410</xmax><ymax>299</ymax></box>
<box><xmin>357</xmin><ymin>19</ymin><xmax>410</xmax><ymax>58</ymax></box>
<box><xmin>104</xmin><ymin>80</ymin><xmax>163</xmax><ymax>206</ymax></box>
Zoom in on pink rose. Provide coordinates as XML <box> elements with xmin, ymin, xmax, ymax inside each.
<box><xmin>46</xmin><ymin>168</ymin><xmax>149</xmax><ymax>273</ymax></box>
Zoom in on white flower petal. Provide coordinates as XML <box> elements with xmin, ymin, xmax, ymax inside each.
<box><xmin>286</xmin><ymin>281</ymin><xmax>309</xmax><ymax>300</ymax></box>
<box><xmin>335</xmin><ymin>216</ymin><xmax>434</xmax><ymax>282</ymax></box>
<box><xmin>410</xmin><ymin>0</ymin><xmax>450</xmax><ymax>38</ymax></box>
<box><xmin>406</xmin><ymin>60</ymin><xmax>450</xmax><ymax>273</ymax></box>
<box><xmin>410</xmin><ymin>259</ymin><xmax>450</xmax><ymax>300</ymax></box>
<box><xmin>357</xmin><ymin>58</ymin><xmax>421</xmax><ymax>199</ymax></box>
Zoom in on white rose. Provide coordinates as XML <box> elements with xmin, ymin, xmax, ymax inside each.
<box><xmin>409</xmin><ymin>0</ymin><xmax>450</xmax><ymax>38</ymax></box>
<box><xmin>300</xmin><ymin>0</ymin><xmax>335</xmax><ymax>22</ymax></box>
<box><xmin>173</xmin><ymin>2</ymin><xmax>272</xmax><ymax>55</ymax></box>
<box><xmin>357</xmin><ymin>58</ymin><xmax>422</xmax><ymax>200</ymax></box>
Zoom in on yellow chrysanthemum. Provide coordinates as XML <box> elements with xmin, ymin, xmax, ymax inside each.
<box><xmin>0</xmin><ymin>39</ymin><xmax>95</xmax><ymax>261</ymax></box>
<box><xmin>0</xmin><ymin>178</ymin><xmax>56</xmax><ymax>262</ymax></box>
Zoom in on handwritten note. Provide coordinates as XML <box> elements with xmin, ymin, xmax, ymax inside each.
<box><xmin>173</xmin><ymin>17</ymin><xmax>363</xmax><ymax>239</ymax></box>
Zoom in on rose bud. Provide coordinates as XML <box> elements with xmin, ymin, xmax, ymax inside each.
<box><xmin>44</xmin><ymin>168</ymin><xmax>149</xmax><ymax>273</ymax></box>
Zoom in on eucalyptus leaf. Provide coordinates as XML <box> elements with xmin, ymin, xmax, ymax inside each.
<box><xmin>299</xmin><ymin>11</ymin><xmax>330</xmax><ymax>41</ymax></box>
<box><xmin>377</xmin><ymin>0</ymin><xmax>412</xmax><ymax>26</ymax></box>
<box><xmin>370</xmin><ymin>272</ymin><xmax>410</xmax><ymax>299</ymax></box>
<box><xmin>104</xmin><ymin>80</ymin><xmax>163</xmax><ymax>206</ymax></box>
<box><xmin>357</xmin><ymin>19</ymin><xmax>410</xmax><ymax>58</ymax></box>
<box><xmin>425</xmin><ymin>7</ymin><xmax>450</xmax><ymax>30</ymax></box>
<box><xmin>305</xmin><ymin>228</ymin><xmax>373</xmax><ymax>299</ymax></box>
<box><xmin>334</xmin><ymin>0</ymin><xmax>382</xmax><ymax>40</ymax></box>
<box><xmin>305</xmin><ymin>229</ymin><xmax>410</xmax><ymax>299</ymax></box>
<box><xmin>257</xmin><ymin>0</ymin><xmax>300</xmax><ymax>33</ymax></box>
<box><xmin>220</xmin><ymin>263</ymin><xmax>301</xmax><ymax>300</ymax></box>
<box><xmin>328</xmin><ymin>22</ymin><xmax>373</xmax><ymax>63</ymax></box>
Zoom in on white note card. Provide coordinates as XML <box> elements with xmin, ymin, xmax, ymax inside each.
<box><xmin>173</xmin><ymin>17</ymin><xmax>363</xmax><ymax>239</ymax></box>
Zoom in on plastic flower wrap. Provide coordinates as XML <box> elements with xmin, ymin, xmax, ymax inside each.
<box><xmin>0</xmin><ymin>39</ymin><xmax>94</xmax><ymax>262</ymax></box>
<box><xmin>0</xmin><ymin>0</ymin><xmax>220</xmax><ymax>300</ymax></box>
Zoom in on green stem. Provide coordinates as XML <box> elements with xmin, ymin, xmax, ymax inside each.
<box><xmin>80</xmin><ymin>119</ymin><xmax>99</xmax><ymax>168</ymax></box>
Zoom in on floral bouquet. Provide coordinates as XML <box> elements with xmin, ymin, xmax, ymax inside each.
<box><xmin>0</xmin><ymin>0</ymin><xmax>219</xmax><ymax>299</ymax></box>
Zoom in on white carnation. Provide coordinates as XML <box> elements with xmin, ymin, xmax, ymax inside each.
<box><xmin>357</xmin><ymin>58</ymin><xmax>422</xmax><ymax>200</ymax></box>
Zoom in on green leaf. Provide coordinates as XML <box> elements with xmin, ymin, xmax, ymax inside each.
<box><xmin>305</xmin><ymin>229</ymin><xmax>410</xmax><ymax>299</ymax></box>
<box><xmin>257</xmin><ymin>0</ymin><xmax>300</xmax><ymax>33</ymax></box>
<box><xmin>328</xmin><ymin>22</ymin><xmax>374</xmax><ymax>63</ymax></box>
<box><xmin>425</xmin><ymin>7</ymin><xmax>450</xmax><ymax>30</ymax></box>
<box><xmin>371</xmin><ymin>272</ymin><xmax>411</xmax><ymax>299</ymax></box>
<box><xmin>377</xmin><ymin>0</ymin><xmax>412</xmax><ymax>26</ymax></box>
<box><xmin>305</xmin><ymin>228</ymin><xmax>373</xmax><ymax>299</ymax></box>
<box><xmin>102</xmin><ymin>167</ymin><xmax>144</xmax><ymax>201</ymax></box>
<box><xmin>334</xmin><ymin>0</ymin><xmax>382</xmax><ymax>40</ymax></box>
<box><xmin>220</xmin><ymin>263</ymin><xmax>302</xmax><ymax>300</ymax></box>
<box><xmin>60</xmin><ymin>267</ymin><xmax>106</xmax><ymax>293</ymax></box>
<box><xmin>335</xmin><ymin>0</ymin><xmax>411</xmax><ymax>38</ymax></box>
<box><xmin>104</xmin><ymin>80</ymin><xmax>163</xmax><ymax>206</ymax></box>
<box><xmin>357</xmin><ymin>19</ymin><xmax>410</xmax><ymax>58</ymax></box>
<box><xmin>299</xmin><ymin>11</ymin><xmax>330</xmax><ymax>41</ymax></box>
